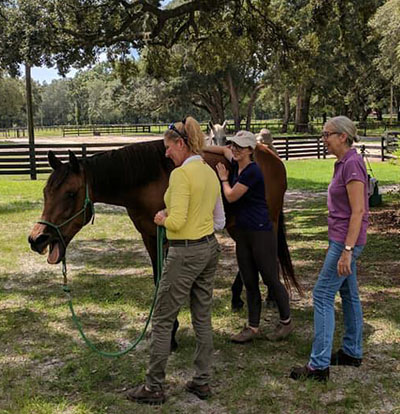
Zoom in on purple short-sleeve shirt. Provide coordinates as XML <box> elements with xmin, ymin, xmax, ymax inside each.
<box><xmin>327</xmin><ymin>148</ymin><xmax>369</xmax><ymax>245</ymax></box>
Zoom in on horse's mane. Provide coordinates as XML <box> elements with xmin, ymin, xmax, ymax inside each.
<box><xmin>82</xmin><ymin>140</ymin><xmax>174</xmax><ymax>195</ymax></box>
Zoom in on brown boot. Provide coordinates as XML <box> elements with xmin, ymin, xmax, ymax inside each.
<box><xmin>231</xmin><ymin>325</ymin><xmax>259</xmax><ymax>343</ymax></box>
<box><xmin>127</xmin><ymin>384</ymin><xmax>166</xmax><ymax>405</ymax></box>
<box><xmin>266</xmin><ymin>320</ymin><xmax>294</xmax><ymax>341</ymax></box>
<box><xmin>185</xmin><ymin>381</ymin><xmax>212</xmax><ymax>400</ymax></box>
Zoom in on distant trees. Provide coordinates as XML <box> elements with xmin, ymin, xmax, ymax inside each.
<box><xmin>0</xmin><ymin>1</ymin><xmax>398</xmax><ymax>128</ymax></box>
<box><xmin>0</xmin><ymin>76</ymin><xmax>41</xmax><ymax>127</ymax></box>
<box><xmin>370</xmin><ymin>0</ymin><xmax>400</xmax><ymax>121</ymax></box>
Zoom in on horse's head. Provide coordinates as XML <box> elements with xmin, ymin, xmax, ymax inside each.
<box><xmin>208</xmin><ymin>120</ymin><xmax>227</xmax><ymax>146</ymax></box>
<box><xmin>28</xmin><ymin>150</ymin><xmax>93</xmax><ymax>264</ymax></box>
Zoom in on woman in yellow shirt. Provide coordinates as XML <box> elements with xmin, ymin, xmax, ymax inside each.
<box><xmin>127</xmin><ymin>117</ymin><xmax>224</xmax><ymax>405</ymax></box>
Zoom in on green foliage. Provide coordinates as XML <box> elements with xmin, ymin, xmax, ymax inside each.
<box><xmin>370</xmin><ymin>0</ymin><xmax>400</xmax><ymax>86</ymax></box>
<box><xmin>0</xmin><ymin>75</ymin><xmax>42</xmax><ymax>127</ymax></box>
<box><xmin>0</xmin><ymin>77</ymin><xmax>25</xmax><ymax>127</ymax></box>
<box><xmin>0</xmin><ymin>1</ymin><xmax>399</xmax><ymax>127</ymax></box>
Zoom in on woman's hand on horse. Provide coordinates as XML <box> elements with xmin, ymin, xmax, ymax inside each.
<box><xmin>216</xmin><ymin>162</ymin><xmax>229</xmax><ymax>181</ymax></box>
<box><xmin>154</xmin><ymin>210</ymin><xmax>167</xmax><ymax>226</ymax></box>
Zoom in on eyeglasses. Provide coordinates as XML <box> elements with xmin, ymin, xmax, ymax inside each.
<box><xmin>229</xmin><ymin>142</ymin><xmax>247</xmax><ymax>151</ymax></box>
<box><xmin>321</xmin><ymin>131</ymin><xmax>341</xmax><ymax>139</ymax></box>
<box><xmin>168</xmin><ymin>119</ymin><xmax>188</xmax><ymax>142</ymax></box>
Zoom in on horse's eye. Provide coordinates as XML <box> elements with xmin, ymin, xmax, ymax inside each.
<box><xmin>66</xmin><ymin>192</ymin><xmax>76</xmax><ymax>199</ymax></box>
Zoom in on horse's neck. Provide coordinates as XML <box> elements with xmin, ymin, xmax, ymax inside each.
<box><xmin>83</xmin><ymin>149</ymin><xmax>172</xmax><ymax>208</ymax></box>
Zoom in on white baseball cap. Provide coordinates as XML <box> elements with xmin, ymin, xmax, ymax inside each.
<box><xmin>228</xmin><ymin>130</ymin><xmax>257</xmax><ymax>149</ymax></box>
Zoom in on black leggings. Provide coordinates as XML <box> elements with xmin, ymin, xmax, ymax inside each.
<box><xmin>235</xmin><ymin>229</ymin><xmax>290</xmax><ymax>327</ymax></box>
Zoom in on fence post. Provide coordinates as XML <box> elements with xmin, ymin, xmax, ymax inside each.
<box><xmin>317</xmin><ymin>137</ymin><xmax>321</xmax><ymax>159</ymax></box>
<box><xmin>285</xmin><ymin>137</ymin><xmax>289</xmax><ymax>160</ymax></box>
<box><xmin>381</xmin><ymin>136</ymin><xmax>385</xmax><ymax>162</ymax></box>
<box><xmin>25</xmin><ymin>64</ymin><xmax>37</xmax><ymax>180</ymax></box>
<box><xmin>82</xmin><ymin>144</ymin><xmax>87</xmax><ymax>159</ymax></box>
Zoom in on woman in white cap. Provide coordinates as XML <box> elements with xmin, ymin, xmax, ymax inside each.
<box><xmin>206</xmin><ymin>131</ymin><xmax>293</xmax><ymax>343</ymax></box>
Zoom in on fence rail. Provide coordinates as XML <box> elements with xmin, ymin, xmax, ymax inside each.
<box><xmin>0</xmin><ymin>142</ymin><xmax>130</xmax><ymax>175</ymax></box>
<box><xmin>0</xmin><ymin>135</ymin><xmax>395</xmax><ymax>177</ymax></box>
<box><xmin>2</xmin><ymin>120</ymin><xmax>400</xmax><ymax>139</ymax></box>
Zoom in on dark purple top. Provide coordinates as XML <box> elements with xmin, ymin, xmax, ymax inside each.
<box><xmin>327</xmin><ymin>148</ymin><xmax>369</xmax><ymax>245</ymax></box>
<box><xmin>229</xmin><ymin>160</ymin><xmax>273</xmax><ymax>231</ymax></box>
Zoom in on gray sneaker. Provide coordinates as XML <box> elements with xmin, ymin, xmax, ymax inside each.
<box><xmin>231</xmin><ymin>325</ymin><xmax>259</xmax><ymax>343</ymax></box>
<box><xmin>266</xmin><ymin>320</ymin><xmax>294</xmax><ymax>341</ymax></box>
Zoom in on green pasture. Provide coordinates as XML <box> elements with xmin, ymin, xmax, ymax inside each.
<box><xmin>0</xmin><ymin>160</ymin><xmax>399</xmax><ymax>414</ymax></box>
<box><xmin>285</xmin><ymin>158</ymin><xmax>400</xmax><ymax>191</ymax></box>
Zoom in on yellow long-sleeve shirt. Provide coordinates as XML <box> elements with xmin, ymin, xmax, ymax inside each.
<box><xmin>164</xmin><ymin>157</ymin><xmax>221</xmax><ymax>240</ymax></box>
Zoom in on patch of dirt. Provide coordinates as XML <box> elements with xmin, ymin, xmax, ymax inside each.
<box><xmin>369</xmin><ymin>204</ymin><xmax>400</xmax><ymax>232</ymax></box>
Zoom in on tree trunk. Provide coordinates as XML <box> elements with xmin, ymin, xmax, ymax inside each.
<box><xmin>294</xmin><ymin>84</ymin><xmax>312</xmax><ymax>133</ymax></box>
<box><xmin>75</xmin><ymin>101</ymin><xmax>81</xmax><ymax>125</ymax></box>
<box><xmin>395</xmin><ymin>94</ymin><xmax>400</xmax><ymax>122</ymax></box>
<box><xmin>192</xmin><ymin>84</ymin><xmax>226</xmax><ymax>124</ymax></box>
<box><xmin>245</xmin><ymin>83</ymin><xmax>265</xmax><ymax>131</ymax></box>
<box><xmin>226</xmin><ymin>71</ymin><xmax>241</xmax><ymax>131</ymax></box>
<box><xmin>25</xmin><ymin>64</ymin><xmax>37</xmax><ymax>180</ymax></box>
<box><xmin>281</xmin><ymin>89</ymin><xmax>290</xmax><ymax>133</ymax></box>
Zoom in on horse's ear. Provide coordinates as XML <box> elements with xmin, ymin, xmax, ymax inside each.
<box><xmin>48</xmin><ymin>151</ymin><xmax>62</xmax><ymax>170</ymax></box>
<box><xmin>222</xmin><ymin>120</ymin><xmax>227</xmax><ymax>130</ymax></box>
<box><xmin>208</xmin><ymin>121</ymin><xmax>214</xmax><ymax>130</ymax></box>
<box><xmin>68</xmin><ymin>150</ymin><xmax>80</xmax><ymax>174</ymax></box>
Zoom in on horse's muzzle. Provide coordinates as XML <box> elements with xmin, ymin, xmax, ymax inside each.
<box><xmin>28</xmin><ymin>232</ymin><xmax>52</xmax><ymax>254</ymax></box>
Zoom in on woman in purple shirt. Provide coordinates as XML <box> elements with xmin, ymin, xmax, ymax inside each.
<box><xmin>291</xmin><ymin>116</ymin><xmax>369</xmax><ymax>382</ymax></box>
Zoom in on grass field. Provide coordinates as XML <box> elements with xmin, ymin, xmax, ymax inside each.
<box><xmin>0</xmin><ymin>160</ymin><xmax>399</xmax><ymax>414</ymax></box>
<box><xmin>285</xmin><ymin>158</ymin><xmax>400</xmax><ymax>191</ymax></box>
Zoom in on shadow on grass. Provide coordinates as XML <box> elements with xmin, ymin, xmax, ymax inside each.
<box><xmin>0</xmin><ymin>200</ymin><xmax>42</xmax><ymax>215</ymax></box>
<box><xmin>1</xmin><ymin>264</ymin><xmax>398</xmax><ymax>414</ymax></box>
<box><xmin>287</xmin><ymin>177</ymin><xmax>329</xmax><ymax>192</ymax></box>
<box><xmin>67</xmin><ymin>238</ymin><xmax>150</xmax><ymax>269</ymax></box>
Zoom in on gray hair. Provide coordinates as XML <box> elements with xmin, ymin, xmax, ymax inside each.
<box><xmin>325</xmin><ymin>116</ymin><xmax>359</xmax><ymax>146</ymax></box>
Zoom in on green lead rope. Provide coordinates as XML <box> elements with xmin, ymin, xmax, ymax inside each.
<box><xmin>62</xmin><ymin>226</ymin><xmax>165</xmax><ymax>358</ymax></box>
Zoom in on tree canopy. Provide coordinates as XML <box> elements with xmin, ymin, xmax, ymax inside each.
<box><xmin>1</xmin><ymin>0</ymin><xmax>399</xmax><ymax>128</ymax></box>
<box><xmin>0</xmin><ymin>0</ymin><xmax>232</xmax><ymax>74</ymax></box>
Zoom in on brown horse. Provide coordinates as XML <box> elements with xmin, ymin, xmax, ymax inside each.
<box><xmin>28</xmin><ymin>139</ymin><xmax>300</xmax><ymax>349</ymax></box>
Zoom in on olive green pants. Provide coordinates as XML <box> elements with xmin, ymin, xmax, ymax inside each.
<box><xmin>146</xmin><ymin>236</ymin><xmax>220</xmax><ymax>391</ymax></box>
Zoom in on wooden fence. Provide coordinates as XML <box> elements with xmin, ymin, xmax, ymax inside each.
<box><xmin>2</xmin><ymin>120</ymin><xmax>400</xmax><ymax>139</ymax></box>
<box><xmin>273</xmin><ymin>135</ymin><xmax>327</xmax><ymax>160</ymax></box>
<box><xmin>0</xmin><ymin>135</ymin><xmax>396</xmax><ymax>178</ymax></box>
<box><xmin>0</xmin><ymin>142</ymin><xmax>131</xmax><ymax>176</ymax></box>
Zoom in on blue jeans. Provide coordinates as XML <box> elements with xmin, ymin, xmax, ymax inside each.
<box><xmin>309</xmin><ymin>240</ymin><xmax>364</xmax><ymax>370</ymax></box>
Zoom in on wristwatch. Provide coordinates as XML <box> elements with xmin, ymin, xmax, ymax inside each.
<box><xmin>344</xmin><ymin>245</ymin><xmax>354</xmax><ymax>252</ymax></box>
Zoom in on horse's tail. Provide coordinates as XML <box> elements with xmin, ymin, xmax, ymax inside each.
<box><xmin>277</xmin><ymin>210</ymin><xmax>303</xmax><ymax>296</ymax></box>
